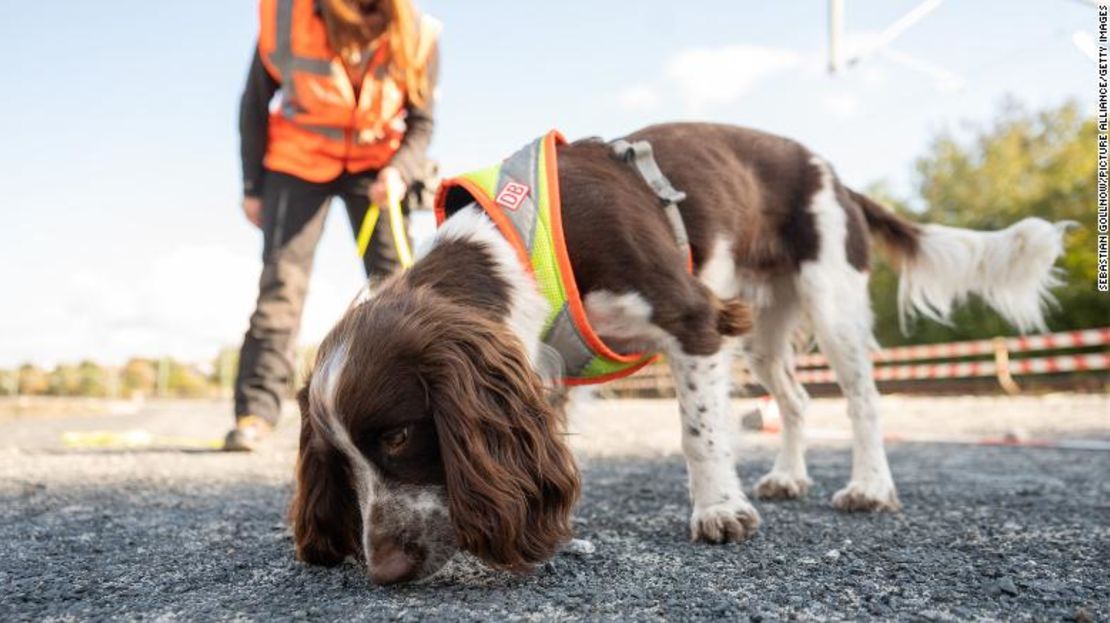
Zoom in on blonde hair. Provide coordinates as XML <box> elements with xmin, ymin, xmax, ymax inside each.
<box><xmin>320</xmin><ymin>0</ymin><xmax>433</xmax><ymax>108</ymax></box>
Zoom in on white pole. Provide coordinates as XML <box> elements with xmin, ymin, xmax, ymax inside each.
<box><xmin>829</xmin><ymin>0</ymin><xmax>844</xmax><ymax>73</ymax></box>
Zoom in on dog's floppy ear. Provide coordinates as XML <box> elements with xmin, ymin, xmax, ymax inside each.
<box><xmin>289</xmin><ymin>383</ymin><xmax>361</xmax><ymax>566</ymax></box>
<box><xmin>425</xmin><ymin>316</ymin><xmax>581</xmax><ymax>571</ymax></box>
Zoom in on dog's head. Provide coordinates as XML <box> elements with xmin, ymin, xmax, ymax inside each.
<box><xmin>289</xmin><ymin>282</ymin><xmax>581</xmax><ymax>584</ymax></box>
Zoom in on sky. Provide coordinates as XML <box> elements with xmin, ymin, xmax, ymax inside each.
<box><xmin>0</xmin><ymin>0</ymin><xmax>1094</xmax><ymax>368</ymax></box>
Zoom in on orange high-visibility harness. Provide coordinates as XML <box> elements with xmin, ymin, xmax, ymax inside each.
<box><xmin>435</xmin><ymin>132</ymin><xmax>692</xmax><ymax>385</ymax></box>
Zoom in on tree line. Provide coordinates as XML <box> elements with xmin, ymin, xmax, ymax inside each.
<box><xmin>0</xmin><ymin>348</ymin><xmax>318</xmax><ymax>399</ymax></box>
<box><xmin>1</xmin><ymin>354</ymin><xmax>230</xmax><ymax>399</ymax></box>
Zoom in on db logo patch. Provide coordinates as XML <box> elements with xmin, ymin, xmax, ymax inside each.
<box><xmin>495</xmin><ymin>182</ymin><xmax>531</xmax><ymax>211</ymax></box>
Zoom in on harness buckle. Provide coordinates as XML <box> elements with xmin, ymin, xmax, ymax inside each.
<box><xmin>609</xmin><ymin>138</ymin><xmax>691</xmax><ymax>263</ymax></box>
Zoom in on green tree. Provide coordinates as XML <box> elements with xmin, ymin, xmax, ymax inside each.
<box><xmin>48</xmin><ymin>364</ymin><xmax>81</xmax><ymax>396</ymax></box>
<box><xmin>0</xmin><ymin>369</ymin><xmax>17</xmax><ymax>396</ymax></box>
<box><xmin>167</xmin><ymin>361</ymin><xmax>208</xmax><ymax>398</ymax></box>
<box><xmin>121</xmin><ymin>358</ymin><xmax>157</xmax><ymax>398</ymax></box>
<box><xmin>210</xmin><ymin>348</ymin><xmax>239</xmax><ymax>397</ymax></box>
<box><xmin>869</xmin><ymin>100</ymin><xmax>1109</xmax><ymax>346</ymax></box>
<box><xmin>18</xmin><ymin>364</ymin><xmax>49</xmax><ymax>396</ymax></box>
<box><xmin>77</xmin><ymin>360</ymin><xmax>108</xmax><ymax>397</ymax></box>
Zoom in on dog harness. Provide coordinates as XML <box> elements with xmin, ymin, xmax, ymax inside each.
<box><xmin>434</xmin><ymin>131</ymin><xmax>688</xmax><ymax>385</ymax></box>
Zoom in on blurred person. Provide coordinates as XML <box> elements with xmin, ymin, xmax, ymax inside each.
<box><xmin>225</xmin><ymin>0</ymin><xmax>441</xmax><ymax>451</ymax></box>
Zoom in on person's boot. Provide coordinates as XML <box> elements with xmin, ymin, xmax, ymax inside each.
<box><xmin>223</xmin><ymin>415</ymin><xmax>274</xmax><ymax>452</ymax></box>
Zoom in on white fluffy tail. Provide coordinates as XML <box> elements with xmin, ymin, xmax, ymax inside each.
<box><xmin>897</xmin><ymin>217</ymin><xmax>1070</xmax><ymax>334</ymax></box>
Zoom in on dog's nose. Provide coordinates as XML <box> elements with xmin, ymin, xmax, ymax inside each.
<box><xmin>369</xmin><ymin>539</ymin><xmax>417</xmax><ymax>585</ymax></box>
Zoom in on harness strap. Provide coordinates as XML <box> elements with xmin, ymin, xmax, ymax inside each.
<box><xmin>609</xmin><ymin>139</ymin><xmax>691</xmax><ymax>263</ymax></box>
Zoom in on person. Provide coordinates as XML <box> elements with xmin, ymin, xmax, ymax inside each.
<box><xmin>225</xmin><ymin>0</ymin><xmax>440</xmax><ymax>451</ymax></box>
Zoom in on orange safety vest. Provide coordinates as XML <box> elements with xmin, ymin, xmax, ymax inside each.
<box><xmin>258</xmin><ymin>0</ymin><xmax>440</xmax><ymax>183</ymax></box>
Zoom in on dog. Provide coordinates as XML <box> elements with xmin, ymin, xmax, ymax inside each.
<box><xmin>289</xmin><ymin>123</ymin><xmax>1067</xmax><ymax>584</ymax></box>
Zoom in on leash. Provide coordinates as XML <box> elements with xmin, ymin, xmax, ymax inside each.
<box><xmin>355</xmin><ymin>176</ymin><xmax>414</xmax><ymax>268</ymax></box>
<box><xmin>609</xmin><ymin>139</ymin><xmax>692</xmax><ymax>268</ymax></box>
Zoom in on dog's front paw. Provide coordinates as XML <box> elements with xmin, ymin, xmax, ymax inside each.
<box><xmin>689</xmin><ymin>498</ymin><xmax>761</xmax><ymax>543</ymax></box>
<box><xmin>831</xmin><ymin>481</ymin><xmax>901</xmax><ymax>512</ymax></box>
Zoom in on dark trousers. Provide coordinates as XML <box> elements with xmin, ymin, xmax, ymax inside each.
<box><xmin>234</xmin><ymin>169</ymin><xmax>409</xmax><ymax>425</ymax></box>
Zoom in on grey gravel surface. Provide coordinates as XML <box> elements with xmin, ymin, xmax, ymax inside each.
<box><xmin>1</xmin><ymin>398</ymin><xmax>1108</xmax><ymax>621</ymax></box>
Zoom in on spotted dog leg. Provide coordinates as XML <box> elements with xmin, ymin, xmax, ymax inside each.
<box><xmin>668</xmin><ymin>345</ymin><xmax>761</xmax><ymax>543</ymax></box>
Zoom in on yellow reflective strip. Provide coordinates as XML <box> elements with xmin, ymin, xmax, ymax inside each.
<box><xmin>356</xmin><ymin>204</ymin><xmax>381</xmax><ymax>258</ymax></box>
<box><xmin>531</xmin><ymin>138</ymin><xmax>566</xmax><ymax>329</ymax></box>
<box><xmin>387</xmin><ymin>197</ymin><xmax>414</xmax><ymax>267</ymax></box>
<box><xmin>466</xmin><ymin>164</ymin><xmax>502</xmax><ymax>197</ymax></box>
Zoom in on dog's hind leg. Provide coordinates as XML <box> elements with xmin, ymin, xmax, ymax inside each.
<box><xmin>795</xmin><ymin>158</ymin><xmax>900</xmax><ymax>512</ymax></box>
<box><xmin>667</xmin><ymin>343</ymin><xmax>761</xmax><ymax>543</ymax></box>
<box><xmin>743</xmin><ymin>278</ymin><xmax>813</xmax><ymax>500</ymax></box>
<box><xmin>801</xmin><ymin>268</ymin><xmax>899</xmax><ymax>512</ymax></box>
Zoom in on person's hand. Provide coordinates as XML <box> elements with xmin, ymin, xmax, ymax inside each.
<box><xmin>370</xmin><ymin>167</ymin><xmax>406</xmax><ymax>206</ymax></box>
<box><xmin>242</xmin><ymin>196</ymin><xmax>263</xmax><ymax>229</ymax></box>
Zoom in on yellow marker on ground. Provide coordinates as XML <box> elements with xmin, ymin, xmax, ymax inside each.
<box><xmin>61</xmin><ymin>430</ymin><xmax>223</xmax><ymax>450</ymax></box>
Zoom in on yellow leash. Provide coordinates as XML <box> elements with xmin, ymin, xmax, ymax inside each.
<box><xmin>355</xmin><ymin>204</ymin><xmax>381</xmax><ymax>258</ymax></box>
<box><xmin>387</xmin><ymin>195</ymin><xmax>414</xmax><ymax>267</ymax></box>
<box><xmin>356</xmin><ymin>181</ymin><xmax>413</xmax><ymax>268</ymax></box>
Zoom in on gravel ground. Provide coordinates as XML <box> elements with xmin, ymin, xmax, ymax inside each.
<box><xmin>1</xmin><ymin>395</ymin><xmax>1107</xmax><ymax>621</ymax></box>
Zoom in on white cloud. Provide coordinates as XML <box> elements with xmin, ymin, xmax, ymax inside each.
<box><xmin>1073</xmin><ymin>31</ymin><xmax>1097</xmax><ymax>63</ymax></box>
<box><xmin>838</xmin><ymin>30</ymin><xmax>887</xmax><ymax>66</ymax></box>
<box><xmin>664</xmin><ymin>45</ymin><xmax>802</xmax><ymax>112</ymax></box>
<box><xmin>13</xmin><ymin>245</ymin><xmax>262</xmax><ymax>366</ymax></box>
<box><xmin>820</xmin><ymin>92</ymin><xmax>860</xmax><ymax>118</ymax></box>
<box><xmin>0</xmin><ymin>214</ymin><xmax>443</xmax><ymax>368</ymax></box>
<box><xmin>1</xmin><ymin>245</ymin><xmax>260</xmax><ymax>367</ymax></box>
<box><xmin>141</xmin><ymin>244</ymin><xmax>261</xmax><ymax>345</ymax></box>
<box><xmin>861</xmin><ymin>65</ymin><xmax>886</xmax><ymax>86</ymax></box>
<box><xmin>616</xmin><ymin>84</ymin><xmax>662</xmax><ymax>111</ymax></box>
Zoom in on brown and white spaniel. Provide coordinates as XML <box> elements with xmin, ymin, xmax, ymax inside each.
<box><xmin>290</xmin><ymin>123</ymin><xmax>1067</xmax><ymax>584</ymax></box>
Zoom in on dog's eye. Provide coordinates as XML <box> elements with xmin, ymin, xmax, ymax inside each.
<box><xmin>380</xmin><ymin>426</ymin><xmax>410</xmax><ymax>455</ymax></box>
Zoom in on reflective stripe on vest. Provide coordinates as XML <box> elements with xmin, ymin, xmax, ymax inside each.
<box><xmin>434</xmin><ymin>131</ymin><xmax>658</xmax><ymax>386</ymax></box>
<box><xmin>268</xmin><ymin>0</ymin><xmax>334</xmax><ymax>141</ymax></box>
